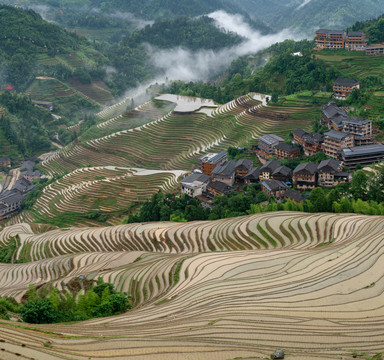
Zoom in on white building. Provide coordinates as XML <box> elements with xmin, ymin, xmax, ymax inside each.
<box><xmin>180</xmin><ymin>173</ymin><xmax>211</xmax><ymax>198</ymax></box>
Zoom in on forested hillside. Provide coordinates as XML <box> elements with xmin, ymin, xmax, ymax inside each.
<box><xmin>229</xmin><ymin>0</ymin><xmax>384</xmax><ymax>34</ymax></box>
<box><xmin>349</xmin><ymin>14</ymin><xmax>384</xmax><ymax>43</ymax></box>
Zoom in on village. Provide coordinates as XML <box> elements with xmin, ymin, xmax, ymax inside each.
<box><xmin>0</xmin><ymin>159</ymin><xmax>42</xmax><ymax>221</ymax></box>
<box><xmin>180</xmin><ymin>69</ymin><xmax>384</xmax><ymax>206</ymax></box>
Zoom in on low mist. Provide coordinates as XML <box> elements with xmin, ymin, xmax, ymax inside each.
<box><xmin>150</xmin><ymin>10</ymin><xmax>295</xmax><ymax>83</ymax></box>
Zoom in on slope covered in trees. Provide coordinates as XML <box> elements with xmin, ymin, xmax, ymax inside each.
<box><xmin>228</xmin><ymin>0</ymin><xmax>384</xmax><ymax>34</ymax></box>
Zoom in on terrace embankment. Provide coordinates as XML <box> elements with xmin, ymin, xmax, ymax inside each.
<box><xmin>0</xmin><ymin>212</ymin><xmax>383</xmax><ymax>359</ymax></box>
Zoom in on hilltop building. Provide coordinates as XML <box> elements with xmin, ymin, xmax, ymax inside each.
<box><xmin>322</xmin><ymin>130</ymin><xmax>354</xmax><ymax>159</ymax></box>
<box><xmin>333</xmin><ymin>78</ymin><xmax>360</xmax><ymax>99</ymax></box>
<box><xmin>345</xmin><ymin>32</ymin><xmax>368</xmax><ymax>51</ymax></box>
<box><xmin>366</xmin><ymin>44</ymin><xmax>384</xmax><ymax>55</ymax></box>
<box><xmin>315</xmin><ymin>29</ymin><xmax>346</xmax><ymax>49</ymax></box>
<box><xmin>198</xmin><ymin>152</ymin><xmax>227</xmax><ymax>175</ymax></box>
<box><xmin>315</xmin><ymin>29</ymin><xmax>368</xmax><ymax>51</ymax></box>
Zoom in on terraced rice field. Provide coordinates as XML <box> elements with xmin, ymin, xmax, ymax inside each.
<box><xmin>316</xmin><ymin>51</ymin><xmax>384</xmax><ymax>80</ymax></box>
<box><xmin>10</xmin><ymin>166</ymin><xmax>185</xmax><ymax>226</ymax></box>
<box><xmin>68</xmin><ymin>78</ymin><xmax>114</xmax><ymax>106</ymax></box>
<box><xmin>42</xmin><ymin>93</ymin><xmax>314</xmax><ymax>175</ymax></box>
<box><xmin>0</xmin><ymin>212</ymin><xmax>384</xmax><ymax>359</ymax></box>
<box><xmin>26</xmin><ymin>78</ymin><xmax>96</xmax><ymax>108</ymax></box>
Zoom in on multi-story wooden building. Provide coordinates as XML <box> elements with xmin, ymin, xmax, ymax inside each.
<box><xmin>323</xmin><ymin>130</ymin><xmax>354</xmax><ymax>159</ymax></box>
<box><xmin>271</xmin><ymin>165</ymin><xmax>292</xmax><ymax>183</ymax></box>
<box><xmin>259</xmin><ymin>160</ymin><xmax>282</xmax><ymax>181</ymax></box>
<box><xmin>211</xmin><ymin>160</ymin><xmax>236</xmax><ymax>186</ymax></box>
<box><xmin>333</xmin><ymin>78</ymin><xmax>360</xmax><ymax>99</ymax></box>
<box><xmin>317</xmin><ymin>159</ymin><xmax>349</xmax><ymax>188</ymax></box>
<box><xmin>340</xmin><ymin>144</ymin><xmax>384</xmax><ymax>169</ymax></box>
<box><xmin>366</xmin><ymin>44</ymin><xmax>384</xmax><ymax>55</ymax></box>
<box><xmin>292</xmin><ymin>129</ymin><xmax>324</xmax><ymax>156</ymax></box>
<box><xmin>257</xmin><ymin>134</ymin><xmax>284</xmax><ymax>158</ymax></box>
<box><xmin>261</xmin><ymin>180</ymin><xmax>288</xmax><ymax>199</ymax></box>
<box><xmin>198</xmin><ymin>152</ymin><xmax>227</xmax><ymax>175</ymax></box>
<box><xmin>321</xmin><ymin>102</ymin><xmax>373</xmax><ymax>145</ymax></box>
<box><xmin>273</xmin><ymin>143</ymin><xmax>300</xmax><ymax>159</ymax></box>
<box><xmin>345</xmin><ymin>32</ymin><xmax>368</xmax><ymax>51</ymax></box>
<box><xmin>293</xmin><ymin>162</ymin><xmax>318</xmax><ymax>190</ymax></box>
<box><xmin>341</xmin><ymin>116</ymin><xmax>373</xmax><ymax>145</ymax></box>
<box><xmin>315</xmin><ymin>29</ymin><xmax>346</xmax><ymax>49</ymax></box>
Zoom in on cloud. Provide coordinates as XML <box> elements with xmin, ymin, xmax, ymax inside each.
<box><xmin>296</xmin><ymin>0</ymin><xmax>312</xmax><ymax>10</ymax></box>
<box><xmin>108</xmin><ymin>12</ymin><xmax>154</xmax><ymax>29</ymax></box>
<box><xmin>149</xmin><ymin>11</ymin><xmax>296</xmax><ymax>83</ymax></box>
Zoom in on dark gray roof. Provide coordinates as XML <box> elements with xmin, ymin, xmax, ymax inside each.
<box><xmin>334</xmin><ymin>78</ymin><xmax>360</xmax><ymax>86</ymax></box>
<box><xmin>261</xmin><ymin>179</ymin><xmax>288</xmax><ymax>192</ymax></box>
<box><xmin>0</xmin><ymin>191</ymin><xmax>23</xmax><ymax>205</ymax></box>
<box><xmin>322</xmin><ymin>102</ymin><xmax>347</xmax><ymax>120</ymax></box>
<box><xmin>284</xmin><ymin>189</ymin><xmax>306</xmax><ymax>203</ymax></box>
<box><xmin>207</xmin><ymin>181</ymin><xmax>233</xmax><ymax>194</ymax></box>
<box><xmin>243</xmin><ymin>167</ymin><xmax>260</xmax><ymax>181</ymax></box>
<box><xmin>341</xmin><ymin>144</ymin><xmax>384</xmax><ymax>158</ymax></box>
<box><xmin>304</xmin><ymin>132</ymin><xmax>324</xmax><ymax>144</ymax></box>
<box><xmin>292</xmin><ymin>129</ymin><xmax>308</xmax><ymax>138</ymax></box>
<box><xmin>181</xmin><ymin>173</ymin><xmax>210</xmax><ymax>185</ymax></box>
<box><xmin>316</xmin><ymin>29</ymin><xmax>345</xmax><ymax>35</ymax></box>
<box><xmin>235</xmin><ymin>158</ymin><xmax>253</xmax><ymax>171</ymax></box>
<box><xmin>294</xmin><ymin>162</ymin><xmax>318</xmax><ymax>175</ymax></box>
<box><xmin>325</xmin><ymin>130</ymin><xmax>352</xmax><ymax>140</ymax></box>
<box><xmin>274</xmin><ymin>143</ymin><xmax>299</xmax><ymax>153</ymax></box>
<box><xmin>212</xmin><ymin>160</ymin><xmax>236</xmax><ymax>177</ymax></box>
<box><xmin>260</xmin><ymin>160</ymin><xmax>282</xmax><ymax>173</ymax></box>
<box><xmin>334</xmin><ymin>171</ymin><xmax>350</xmax><ymax>178</ymax></box>
<box><xmin>272</xmin><ymin>165</ymin><xmax>292</xmax><ymax>177</ymax></box>
<box><xmin>318</xmin><ymin>159</ymin><xmax>341</xmax><ymax>173</ymax></box>
<box><xmin>198</xmin><ymin>151</ymin><xmax>227</xmax><ymax>164</ymax></box>
<box><xmin>342</xmin><ymin>116</ymin><xmax>371</xmax><ymax>125</ymax></box>
<box><xmin>348</xmin><ymin>31</ymin><xmax>365</xmax><ymax>37</ymax></box>
<box><xmin>0</xmin><ymin>157</ymin><xmax>10</xmax><ymax>162</ymax></box>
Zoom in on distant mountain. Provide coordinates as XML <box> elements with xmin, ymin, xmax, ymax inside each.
<box><xmin>228</xmin><ymin>0</ymin><xmax>384</xmax><ymax>35</ymax></box>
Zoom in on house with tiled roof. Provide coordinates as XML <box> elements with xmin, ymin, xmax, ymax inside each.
<box><xmin>273</xmin><ymin>143</ymin><xmax>300</xmax><ymax>159</ymax></box>
<box><xmin>261</xmin><ymin>180</ymin><xmax>288</xmax><ymax>199</ymax></box>
<box><xmin>293</xmin><ymin>162</ymin><xmax>318</xmax><ymax>190</ymax></box>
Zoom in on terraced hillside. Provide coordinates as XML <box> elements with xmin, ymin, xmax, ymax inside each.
<box><xmin>41</xmin><ymin>93</ymin><xmax>315</xmax><ymax>175</ymax></box>
<box><xmin>0</xmin><ymin>212</ymin><xmax>383</xmax><ymax>359</ymax></box>
<box><xmin>10</xmin><ymin>167</ymin><xmax>185</xmax><ymax>226</ymax></box>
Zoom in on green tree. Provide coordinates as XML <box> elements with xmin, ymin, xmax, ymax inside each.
<box><xmin>20</xmin><ymin>299</ymin><xmax>57</xmax><ymax>324</ymax></box>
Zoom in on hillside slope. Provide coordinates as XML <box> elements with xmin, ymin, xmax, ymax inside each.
<box><xmin>0</xmin><ymin>212</ymin><xmax>383</xmax><ymax>359</ymax></box>
<box><xmin>229</xmin><ymin>0</ymin><xmax>384</xmax><ymax>34</ymax></box>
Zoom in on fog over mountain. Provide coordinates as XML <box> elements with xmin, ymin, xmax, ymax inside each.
<box><xmin>149</xmin><ymin>11</ymin><xmax>294</xmax><ymax>83</ymax></box>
